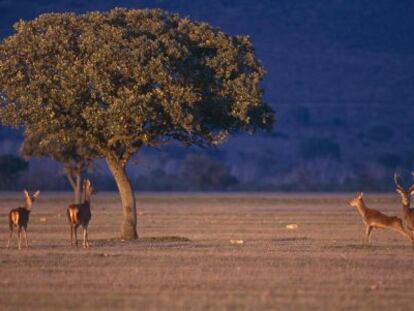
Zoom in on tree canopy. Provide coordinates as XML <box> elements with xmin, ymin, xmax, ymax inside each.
<box><xmin>0</xmin><ymin>8</ymin><xmax>274</xmax><ymax>238</ymax></box>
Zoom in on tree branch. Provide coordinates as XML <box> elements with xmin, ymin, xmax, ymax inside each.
<box><xmin>64</xmin><ymin>165</ymin><xmax>77</xmax><ymax>190</ymax></box>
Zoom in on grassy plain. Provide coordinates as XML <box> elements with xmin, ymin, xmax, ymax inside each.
<box><xmin>1</xmin><ymin>192</ymin><xmax>414</xmax><ymax>310</ymax></box>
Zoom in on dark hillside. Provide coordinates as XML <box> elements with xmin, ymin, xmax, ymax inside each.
<box><xmin>0</xmin><ymin>1</ymin><xmax>413</xmax><ymax>190</ymax></box>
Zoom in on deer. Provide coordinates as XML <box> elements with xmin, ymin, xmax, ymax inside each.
<box><xmin>67</xmin><ymin>179</ymin><xmax>93</xmax><ymax>248</ymax></box>
<box><xmin>6</xmin><ymin>190</ymin><xmax>40</xmax><ymax>250</ymax></box>
<box><xmin>349</xmin><ymin>192</ymin><xmax>412</xmax><ymax>244</ymax></box>
<box><xmin>393</xmin><ymin>173</ymin><xmax>414</xmax><ymax>246</ymax></box>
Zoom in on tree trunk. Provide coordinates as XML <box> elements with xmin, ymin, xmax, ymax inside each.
<box><xmin>106</xmin><ymin>158</ymin><xmax>138</xmax><ymax>240</ymax></box>
<box><xmin>65</xmin><ymin>166</ymin><xmax>82</xmax><ymax>204</ymax></box>
<box><xmin>74</xmin><ymin>171</ymin><xmax>82</xmax><ymax>204</ymax></box>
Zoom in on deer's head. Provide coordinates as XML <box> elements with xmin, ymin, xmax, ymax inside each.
<box><xmin>83</xmin><ymin>179</ymin><xmax>94</xmax><ymax>195</ymax></box>
<box><xmin>394</xmin><ymin>173</ymin><xmax>414</xmax><ymax>206</ymax></box>
<box><xmin>349</xmin><ymin>192</ymin><xmax>364</xmax><ymax>208</ymax></box>
<box><xmin>23</xmin><ymin>190</ymin><xmax>40</xmax><ymax>209</ymax></box>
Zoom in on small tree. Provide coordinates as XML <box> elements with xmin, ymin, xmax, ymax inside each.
<box><xmin>21</xmin><ymin>129</ymin><xmax>95</xmax><ymax>203</ymax></box>
<box><xmin>0</xmin><ymin>154</ymin><xmax>28</xmax><ymax>189</ymax></box>
<box><xmin>0</xmin><ymin>8</ymin><xmax>274</xmax><ymax>239</ymax></box>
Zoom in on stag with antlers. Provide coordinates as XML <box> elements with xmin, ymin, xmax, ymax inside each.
<box><xmin>7</xmin><ymin>190</ymin><xmax>40</xmax><ymax>250</ymax></box>
<box><xmin>393</xmin><ymin>173</ymin><xmax>414</xmax><ymax>246</ymax></box>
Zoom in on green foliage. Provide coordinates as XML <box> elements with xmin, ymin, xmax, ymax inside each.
<box><xmin>20</xmin><ymin>129</ymin><xmax>95</xmax><ymax>169</ymax></box>
<box><xmin>0</xmin><ymin>154</ymin><xmax>28</xmax><ymax>187</ymax></box>
<box><xmin>0</xmin><ymin>8</ymin><xmax>274</xmax><ymax>166</ymax></box>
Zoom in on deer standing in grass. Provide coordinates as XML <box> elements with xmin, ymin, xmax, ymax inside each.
<box><xmin>67</xmin><ymin>179</ymin><xmax>93</xmax><ymax>248</ymax></box>
<box><xmin>7</xmin><ymin>190</ymin><xmax>40</xmax><ymax>250</ymax></box>
<box><xmin>349</xmin><ymin>192</ymin><xmax>412</xmax><ymax>244</ymax></box>
<box><xmin>393</xmin><ymin>173</ymin><xmax>414</xmax><ymax>247</ymax></box>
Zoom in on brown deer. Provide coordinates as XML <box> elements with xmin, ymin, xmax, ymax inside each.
<box><xmin>67</xmin><ymin>179</ymin><xmax>93</xmax><ymax>248</ymax></box>
<box><xmin>349</xmin><ymin>192</ymin><xmax>412</xmax><ymax>244</ymax></box>
<box><xmin>393</xmin><ymin>173</ymin><xmax>414</xmax><ymax>246</ymax></box>
<box><xmin>7</xmin><ymin>190</ymin><xmax>40</xmax><ymax>250</ymax></box>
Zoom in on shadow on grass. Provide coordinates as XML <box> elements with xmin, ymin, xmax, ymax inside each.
<box><xmin>323</xmin><ymin>243</ymin><xmax>412</xmax><ymax>251</ymax></box>
<box><xmin>92</xmin><ymin>236</ymin><xmax>192</xmax><ymax>247</ymax></box>
<box><xmin>139</xmin><ymin>236</ymin><xmax>192</xmax><ymax>243</ymax></box>
<box><xmin>272</xmin><ymin>237</ymin><xmax>309</xmax><ymax>242</ymax></box>
<box><xmin>1</xmin><ymin>236</ymin><xmax>194</xmax><ymax>250</ymax></box>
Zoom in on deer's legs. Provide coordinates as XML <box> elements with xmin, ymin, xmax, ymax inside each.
<box><xmin>6</xmin><ymin>226</ymin><xmax>13</xmax><ymax>249</ymax></box>
<box><xmin>392</xmin><ymin>222</ymin><xmax>412</xmax><ymax>242</ymax></box>
<box><xmin>394</xmin><ymin>228</ymin><xmax>410</xmax><ymax>241</ymax></box>
<box><xmin>22</xmin><ymin>227</ymin><xmax>28</xmax><ymax>248</ymax></box>
<box><xmin>406</xmin><ymin>227</ymin><xmax>414</xmax><ymax>248</ymax></box>
<box><xmin>83</xmin><ymin>226</ymin><xmax>89</xmax><ymax>248</ymax></box>
<box><xmin>404</xmin><ymin>225</ymin><xmax>414</xmax><ymax>248</ymax></box>
<box><xmin>70</xmin><ymin>225</ymin><xmax>74</xmax><ymax>246</ymax></box>
<box><xmin>365</xmin><ymin>225</ymin><xmax>373</xmax><ymax>244</ymax></box>
<box><xmin>74</xmin><ymin>225</ymin><xmax>79</xmax><ymax>247</ymax></box>
<box><xmin>17</xmin><ymin>227</ymin><xmax>22</xmax><ymax>250</ymax></box>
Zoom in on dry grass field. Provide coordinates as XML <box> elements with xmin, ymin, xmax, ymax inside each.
<box><xmin>1</xmin><ymin>192</ymin><xmax>414</xmax><ymax>310</ymax></box>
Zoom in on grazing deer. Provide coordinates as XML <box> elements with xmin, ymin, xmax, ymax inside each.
<box><xmin>349</xmin><ymin>192</ymin><xmax>412</xmax><ymax>244</ymax></box>
<box><xmin>67</xmin><ymin>179</ymin><xmax>93</xmax><ymax>248</ymax></box>
<box><xmin>7</xmin><ymin>190</ymin><xmax>40</xmax><ymax>250</ymax></box>
<box><xmin>393</xmin><ymin>173</ymin><xmax>414</xmax><ymax>246</ymax></box>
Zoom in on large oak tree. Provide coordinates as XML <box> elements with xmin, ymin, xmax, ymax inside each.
<box><xmin>0</xmin><ymin>8</ymin><xmax>274</xmax><ymax>239</ymax></box>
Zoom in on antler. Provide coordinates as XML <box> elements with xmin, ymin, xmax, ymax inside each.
<box><xmin>409</xmin><ymin>172</ymin><xmax>414</xmax><ymax>193</ymax></box>
<box><xmin>394</xmin><ymin>173</ymin><xmax>404</xmax><ymax>191</ymax></box>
